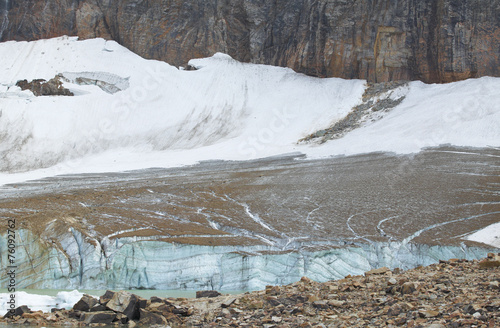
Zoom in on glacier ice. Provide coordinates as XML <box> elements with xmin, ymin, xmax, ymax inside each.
<box><xmin>0</xmin><ymin>229</ymin><xmax>495</xmax><ymax>291</ymax></box>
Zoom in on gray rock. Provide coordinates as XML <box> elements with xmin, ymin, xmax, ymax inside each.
<box><xmin>150</xmin><ymin>296</ymin><xmax>167</xmax><ymax>303</ymax></box>
<box><xmin>196</xmin><ymin>290</ymin><xmax>221</xmax><ymax>298</ymax></box>
<box><xmin>4</xmin><ymin>305</ymin><xmax>31</xmax><ymax>318</ymax></box>
<box><xmin>401</xmin><ymin>282</ymin><xmax>416</xmax><ymax>295</ymax></box>
<box><xmin>106</xmin><ymin>291</ymin><xmax>141</xmax><ymax>320</ymax></box>
<box><xmin>221</xmin><ymin>297</ymin><xmax>237</xmax><ymax>308</ymax></box>
<box><xmin>425</xmin><ymin>324</ymin><xmax>445</xmax><ymax>328</ymax></box>
<box><xmin>312</xmin><ymin>300</ymin><xmax>329</xmax><ymax>309</ymax></box>
<box><xmin>99</xmin><ymin>290</ymin><xmax>115</xmax><ymax>305</ymax></box>
<box><xmin>116</xmin><ymin>313</ymin><xmax>129</xmax><ymax>324</ymax></box>
<box><xmin>73</xmin><ymin>294</ymin><xmax>98</xmax><ymax>312</ymax></box>
<box><xmin>90</xmin><ymin>303</ymin><xmax>107</xmax><ymax>312</ymax></box>
<box><xmin>138</xmin><ymin>308</ymin><xmax>168</xmax><ymax>325</ymax></box>
<box><xmin>16</xmin><ymin>77</ymin><xmax>73</xmax><ymax>96</ymax></box>
<box><xmin>80</xmin><ymin>311</ymin><xmax>117</xmax><ymax>324</ymax></box>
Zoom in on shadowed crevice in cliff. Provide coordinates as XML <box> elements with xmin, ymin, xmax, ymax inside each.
<box><xmin>0</xmin><ymin>0</ymin><xmax>498</xmax><ymax>83</ymax></box>
<box><xmin>0</xmin><ymin>0</ymin><xmax>10</xmax><ymax>40</ymax></box>
<box><xmin>426</xmin><ymin>0</ymin><xmax>444</xmax><ymax>83</ymax></box>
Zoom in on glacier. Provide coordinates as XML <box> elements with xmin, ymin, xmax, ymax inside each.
<box><xmin>0</xmin><ymin>36</ymin><xmax>499</xmax><ymax>293</ymax></box>
<box><xmin>0</xmin><ymin>228</ymin><xmax>495</xmax><ymax>290</ymax></box>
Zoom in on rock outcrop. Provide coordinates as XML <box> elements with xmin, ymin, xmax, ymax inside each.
<box><xmin>1</xmin><ymin>0</ymin><xmax>499</xmax><ymax>83</ymax></box>
<box><xmin>15</xmin><ymin>76</ymin><xmax>74</xmax><ymax>96</ymax></box>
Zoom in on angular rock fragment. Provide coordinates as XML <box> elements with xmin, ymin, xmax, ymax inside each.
<box><xmin>328</xmin><ymin>300</ymin><xmax>345</xmax><ymax>307</ymax></box>
<box><xmin>401</xmin><ymin>282</ymin><xmax>417</xmax><ymax>294</ymax></box>
<box><xmin>312</xmin><ymin>300</ymin><xmax>329</xmax><ymax>309</ymax></box>
<box><xmin>90</xmin><ymin>303</ymin><xmax>107</xmax><ymax>312</ymax></box>
<box><xmin>106</xmin><ymin>291</ymin><xmax>141</xmax><ymax>320</ymax></box>
<box><xmin>196</xmin><ymin>290</ymin><xmax>221</xmax><ymax>298</ymax></box>
<box><xmin>99</xmin><ymin>290</ymin><xmax>116</xmax><ymax>305</ymax></box>
<box><xmin>365</xmin><ymin>267</ymin><xmax>390</xmax><ymax>275</ymax></box>
<box><xmin>221</xmin><ymin>297</ymin><xmax>237</xmax><ymax>308</ymax></box>
<box><xmin>478</xmin><ymin>254</ymin><xmax>500</xmax><ymax>268</ymax></box>
<box><xmin>150</xmin><ymin>296</ymin><xmax>167</xmax><ymax>303</ymax></box>
<box><xmin>80</xmin><ymin>311</ymin><xmax>116</xmax><ymax>324</ymax></box>
<box><xmin>4</xmin><ymin>305</ymin><xmax>31</xmax><ymax>318</ymax></box>
<box><xmin>73</xmin><ymin>294</ymin><xmax>98</xmax><ymax>312</ymax></box>
<box><xmin>16</xmin><ymin>77</ymin><xmax>74</xmax><ymax>96</ymax></box>
<box><xmin>138</xmin><ymin>308</ymin><xmax>168</xmax><ymax>325</ymax></box>
<box><xmin>115</xmin><ymin>313</ymin><xmax>129</xmax><ymax>324</ymax></box>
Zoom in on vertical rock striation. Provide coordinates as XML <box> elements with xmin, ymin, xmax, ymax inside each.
<box><xmin>1</xmin><ymin>0</ymin><xmax>499</xmax><ymax>83</ymax></box>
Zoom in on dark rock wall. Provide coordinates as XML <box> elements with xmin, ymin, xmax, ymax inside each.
<box><xmin>1</xmin><ymin>0</ymin><xmax>499</xmax><ymax>83</ymax></box>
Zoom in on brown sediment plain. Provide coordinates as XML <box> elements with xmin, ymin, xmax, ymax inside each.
<box><xmin>1</xmin><ymin>146</ymin><xmax>498</xmax><ymax>249</ymax></box>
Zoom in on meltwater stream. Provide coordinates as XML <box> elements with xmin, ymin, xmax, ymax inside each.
<box><xmin>0</xmin><ymin>147</ymin><xmax>499</xmax><ymax>291</ymax></box>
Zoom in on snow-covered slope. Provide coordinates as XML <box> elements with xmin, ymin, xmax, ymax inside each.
<box><xmin>1</xmin><ymin>37</ymin><xmax>499</xmax><ymax>185</ymax></box>
<box><xmin>307</xmin><ymin>76</ymin><xmax>500</xmax><ymax>157</ymax></box>
<box><xmin>0</xmin><ymin>36</ymin><xmax>363</xmax><ymax>183</ymax></box>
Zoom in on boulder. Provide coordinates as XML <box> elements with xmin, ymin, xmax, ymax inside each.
<box><xmin>80</xmin><ymin>311</ymin><xmax>117</xmax><ymax>324</ymax></box>
<box><xmin>478</xmin><ymin>257</ymin><xmax>500</xmax><ymax>268</ymax></box>
<box><xmin>196</xmin><ymin>290</ymin><xmax>221</xmax><ymax>298</ymax></box>
<box><xmin>172</xmin><ymin>305</ymin><xmax>192</xmax><ymax>316</ymax></box>
<box><xmin>90</xmin><ymin>303</ymin><xmax>107</xmax><ymax>312</ymax></box>
<box><xmin>21</xmin><ymin>312</ymin><xmax>44</xmax><ymax>320</ymax></box>
<box><xmin>15</xmin><ymin>77</ymin><xmax>74</xmax><ymax>96</ymax></box>
<box><xmin>221</xmin><ymin>297</ymin><xmax>237</xmax><ymax>308</ymax></box>
<box><xmin>67</xmin><ymin>310</ymin><xmax>81</xmax><ymax>319</ymax></box>
<box><xmin>328</xmin><ymin>300</ymin><xmax>345</xmax><ymax>307</ymax></box>
<box><xmin>401</xmin><ymin>282</ymin><xmax>417</xmax><ymax>295</ymax></box>
<box><xmin>150</xmin><ymin>296</ymin><xmax>167</xmax><ymax>303</ymax></box>
<box><xmin>99</xmin><ymin>290</ymin><xmax>116</xmax><ymax>305</ymax></box>
<box><xmin>138</xmin><ymin>308</ymin><xmax>168</xmax><ymax>326</ymax></box>
<box><xmin>4</xmin><ymin>305</ymin><xmax>31</xmax><ymax>318</ymax></box>
<box><xmin>73</xmin><ymin>294</ymin><xmax>98</xmax><ymax>312</ymax></box>
<box><xmin>365</xmin><ymin>267</ymin><xmax>390</xmax><ymax>275</ymax></box>
<box><xmin>115</xmin><ymin>313</ymin><xmax>129</xmax><ymax>324</ymax></box>
<box><xmin>106</xmin><ymin>291</ymin><xmax>141</xmax><ymax>320</ymax></box>
<box><xmin>312</xmin><ymin>301</ymin><xmax>329</xmax><ymax>309</ymax></box>
<box><xmin>137</xmin><ymin>297</ymin><xmax>148</xmax><ymax>310</ymax></box>
<box><xmin>147</xmin><ymin>302</ymin><xmax>170</xmax><ymax>314</ymax></box>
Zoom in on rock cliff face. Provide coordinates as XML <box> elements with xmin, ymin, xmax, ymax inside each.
<box><xmin>1</xmin><ymin>0</ymin><xmax>499</xmax><ymax>83</ymax></box>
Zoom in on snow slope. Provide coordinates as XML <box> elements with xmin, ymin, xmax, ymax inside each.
<box><xmin>0</xmin><ymin>37</ymin><xmax>499</xmax><ymax>186</ymax></box>
<box><xmin>0</xmin><ymin>36</ymin><xmax>363</xmax><ymax>184</ymax></box>
<box><xmin>307</xmin><ymin>76</ymin><xmax>500</xmax><ymax>157</ymax></box>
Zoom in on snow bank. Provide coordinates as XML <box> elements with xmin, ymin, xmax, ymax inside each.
<box><xmin>307</xmin><ymin>77</ymin><xmax>500</xmax><ymax>157</ymax></box>
<box><xmin>467</xmin><ymin>222</ymin><xmax>500</xmax><ymax>248</ymax></box>
<box><xmin>0</xmin><ymin>290</ymin><xmax>85</xmax><ymax>313</ymax></box>
<box><xmin>0</xmin><ymin>37</ymin><xmax>364</xmax><ymax>184</ymax></box>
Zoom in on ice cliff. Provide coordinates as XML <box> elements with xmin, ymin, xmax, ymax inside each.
<box><xmin>0</xmin><ymin>228</ymin><xmax>494</xmax><ymax>290</ymax></box>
